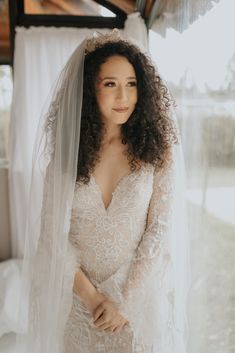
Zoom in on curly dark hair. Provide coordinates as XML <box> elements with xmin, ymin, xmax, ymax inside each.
<box><xmin>77</xmin><ymin>40</ymin><xmax>178</xmax><ymax>183</ymax></box>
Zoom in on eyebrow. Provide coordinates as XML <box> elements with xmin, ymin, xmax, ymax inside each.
<box><xmin>99</xmin><ymin>76</ymin><xmax>137</xmax><ymax>81</ymax></box>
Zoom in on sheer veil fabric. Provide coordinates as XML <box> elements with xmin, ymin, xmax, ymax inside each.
<box><xmin>16</xmin><ymin>38</ymin><xmax>86</xmax><ymax>353</ymax></box>
<box><xmin>15</xmin><ymin>31</ymin><xmax>191</xmax><ymax>353</ymax></box>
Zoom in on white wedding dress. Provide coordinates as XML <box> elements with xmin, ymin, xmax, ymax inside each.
<box><xmin>62</xmin><ymin>157</ymin><xmax>174</xmax><ymax>353</ymax></box>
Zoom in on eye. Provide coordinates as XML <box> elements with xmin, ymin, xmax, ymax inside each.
<box><xmin>127</xmin><ymin>81</ymin><xmax>137</xmax><ymax>87</ymax></box>
<box><xmin>104</xmin><ymin>81</ymin><xmax>116</xmax><ymax>87</ymax></box>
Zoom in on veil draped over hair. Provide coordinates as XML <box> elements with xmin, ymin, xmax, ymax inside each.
<box><xmin>15</xmin><ymin>31</ymin><xmax>191</xmax><ymax>353</ymax></box>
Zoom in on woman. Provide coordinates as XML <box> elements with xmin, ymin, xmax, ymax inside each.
<box><xmin>18</xmin><ymin>30</ymin><xmax>190</xmax><ymax>353</ymax></box>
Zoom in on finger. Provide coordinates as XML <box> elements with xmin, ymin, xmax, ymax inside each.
<box><xmin>104</xmin><ymin>325</ymin><xmax>116</xmax><ymax>332</ymax></box>
<box><xmin>110</xmin><ymin>325</ymin><xmax>118</xmax><ymax>332</ymax></box>
<box><xmin>113</xmin><ymin>324</ymin><xmax>124</xmax><ymax>335</ymax></box>
<box><xmin>96</xmin><ymin>323</ymin><xmax>112</xmax><ymax>331</ymax></box>
<box><xmin>94</xmin><ymin>315</ymin><xmax>109</xmax><ymax>327</ymax></box>
<box><xmin>121</xmin><ymin>322</ymin><xmax>127</xmax><ymax>330</ymax></box>
<box><xmin>113</xmin><ymin>327</ymin><xmax>121</xmax><ymax>335</ymax></box>
<box><xmin>93</xmin><ymin>306</ymin><xmax>105</xmax><ymax>322</ymax></box>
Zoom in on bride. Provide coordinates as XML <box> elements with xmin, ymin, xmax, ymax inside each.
<box><xmin>16</xmin><ymin>29</ymin><xmax>190</xmax><ymax>353</ymax></box>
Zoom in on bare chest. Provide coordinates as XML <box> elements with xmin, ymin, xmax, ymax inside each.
<box><xmin>92</xmin><ymin>146</ymin><xmax>140</xmax><ymax>210</ymax></box>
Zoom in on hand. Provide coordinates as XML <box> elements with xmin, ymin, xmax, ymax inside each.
<box><xmin>73</xmin><ymin>267</ymin><xmax>107</xmax><ymax>314</ymax></box>
<box><xmin>81</xmin><ymin>290</ymin><xmax>107</xmax><ymax>315</ymax></box>
<box><xmin>72</xmin><ymin>268</ymin><xmax>128</xmax><ymax>334</ymax></box>
<box><xmin>93</xmin><ymin>298</ymin><xmax>129</xmax><ymax>334</ymax></box>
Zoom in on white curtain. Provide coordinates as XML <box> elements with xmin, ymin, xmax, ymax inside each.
<box><xmin>150</xmin><ymin>1</ymin><xmax>235</xmax><ymax>353</ymax></box>
<box><xmin>9</xmin><ymin>27</ymin><xmax>102</xmax><ymax>258</ymax></box>
<box><xmin>1</xmin><ymin>14</ymin><xmax>147</xmax><ymax>338</ymax></box>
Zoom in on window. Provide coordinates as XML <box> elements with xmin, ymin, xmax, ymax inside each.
<box><xmin>149</xmin><ymin>1</ymin><xmax>235</xmax><ymax>352</ymax></box>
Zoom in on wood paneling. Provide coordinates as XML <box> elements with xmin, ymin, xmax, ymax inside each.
<box><xmin>0</xmin><ymin>1</ymin><xmax>10</xmax><ymax>64</ymax></box>
<box><xmin>0</xmin><ymin>0</ymin><xmax>220</xmax><ymax>65</ymax></box>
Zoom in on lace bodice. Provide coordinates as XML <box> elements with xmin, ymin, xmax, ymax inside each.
<box><xmin>69</xmin><ymin>163</ymin><xmax>154</xmax><ymax>283</ymax></box>
<box><xmin>66</xmin><ymin>153</ymin><xmax>175</xmax><ymax>350</ymax></box>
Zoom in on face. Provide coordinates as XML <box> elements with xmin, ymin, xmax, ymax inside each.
<box><xmin>95</xmin><ymin>55</ymin><xmax>138</xmax><ymax>126</ymax></box>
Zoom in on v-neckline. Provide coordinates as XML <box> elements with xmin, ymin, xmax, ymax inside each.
<box><xmin>90</xmin><ymin>164</ymin><xmax>147</xmax><ymax>213</ymax></box>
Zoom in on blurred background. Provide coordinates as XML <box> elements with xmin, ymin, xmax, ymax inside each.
<box><xmin>0</xmin><ymin>1</ymin><xmax>234</xmax><ymax>352</ymax></box>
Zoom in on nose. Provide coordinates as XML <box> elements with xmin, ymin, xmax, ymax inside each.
<box><xmin>116</xmin><ymin>85</ymin><xmax>128</xmax><ymax>101</ymax></box>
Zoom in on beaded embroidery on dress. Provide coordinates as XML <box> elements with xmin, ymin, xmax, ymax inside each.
<box><xmin>63</xmin><ymin>156</ymin><xmax>175</xmax><ymax>353</ymax></box>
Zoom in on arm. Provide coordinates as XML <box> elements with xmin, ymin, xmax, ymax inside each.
<box><xmin>123</xmin><ymin>149</ymin><xmax>173</xmax><ymax>299</ymax></box>
<box><xmin>68</xmin><ymin>203</ymin><xmax>107</xmax><ymax>314</ymax></box>
<box><xmin>95</xmin><ymin>146</ymin><xmax>175</xmax><ymax>328</ymax></box>
<box><xmin>73</xmin><ymin>267</ymin><xmax>107</xmax><ymax>314</ymax></box>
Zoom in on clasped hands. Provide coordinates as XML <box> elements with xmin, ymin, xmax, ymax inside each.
<box><xmin>73</xmin><ymin>268</ymin><xmax>128</xmax><ymax>334</ymax></box>
<box><xmin>85</xmin><ymin>291</ymin><xmax>129</xmax><ymax>335</ymax></box>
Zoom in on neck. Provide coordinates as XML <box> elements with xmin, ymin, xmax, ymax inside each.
<box><xmin>102</xmin><ymin>122</ymin><xmax>122</xmax><ymax>146</ymax></box>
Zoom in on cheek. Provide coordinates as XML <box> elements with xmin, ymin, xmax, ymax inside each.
<box><xmin>131</xmin><ymin>90</ymin><xmax>138</xmax><ymax>105</ymax></box>
<box><xmin>97</xmin><ymin>91</ymin><xmax>114</xmax><ymax>106</ymax></box>
<box><xmin>96</xmin><ymin>91</ymin><xmax>105</xmax><ymax>105</ymax></box>
<box><xmin>96</xmin><ymin>93</ymin><xmax>113</xmax><ymax>115</ymax></box>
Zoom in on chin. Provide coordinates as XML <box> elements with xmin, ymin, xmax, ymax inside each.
<box><xmin>102</xmin><ymin>113</ymin><xmax>132</xmax><ymax>126</ymax></box>
<box><xmin>114</xmin><ymin>114</ymin><xmax>132</xmax><ymax>124</ymax></box>
<box><xmin>115</xmin><ymin>118</ymin><xmax>130</xmax><ymax>125</ymax></box>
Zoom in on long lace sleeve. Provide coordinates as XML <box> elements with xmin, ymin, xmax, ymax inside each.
<box><xmin>122</xmin><ymin>153</ymin><xmax>173</xmax><ymax>298</ymax></box>
<box><xmin>95</xmin><ymin>148</ymin><xmax>175</xmax><ymax>345</ymax></box>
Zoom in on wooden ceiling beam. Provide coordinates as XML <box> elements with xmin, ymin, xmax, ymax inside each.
<box><xmin>47</xmin><ymin>0</ymin><xmax>99</xmax><ymax>16</ymax></box>
<box><xmin>108</xmin><ymin>0</ymin><xmax>136</xmax><ymax>14</ymax></box>
<box><xmin>144</xmin><ymin>0</ymin><xmax>155</xmax><ymax>18</ymax></box>
<box><xmin>24</xmin><ymin>0</ymin><xmax>128</xmax><ymax>16</ymax></box>
<box><xmin>24</xmin><ymin>0</ymin><xmax>99</xmax><ymax>15</ymax></box>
